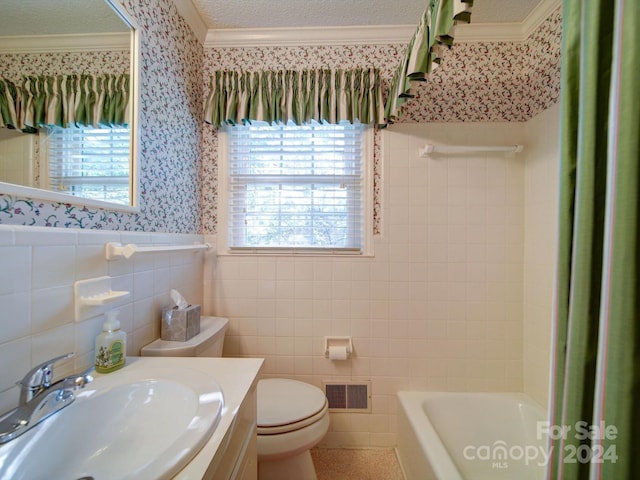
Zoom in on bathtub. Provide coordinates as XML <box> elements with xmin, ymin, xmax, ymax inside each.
<box><xmin>397</xmin><ymin>392</ymin><xmax>548</xmax><ymax>480</ymax></box>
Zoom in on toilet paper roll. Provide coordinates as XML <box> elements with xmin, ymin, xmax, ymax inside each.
<box><xmin>328</xmin><ymin>345</ymin><xmax>348</xmax><ymax>360</ymax></box>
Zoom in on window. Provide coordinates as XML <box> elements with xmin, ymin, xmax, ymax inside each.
<box><xmin>42</xmin><ymin>125</ymin><xmax>131</xmax><ymax>205</ymax></box>
<box><xmin>221</xmin><ymin>121</ymin><xmax>372</xmax><ymax>254</ymax></box>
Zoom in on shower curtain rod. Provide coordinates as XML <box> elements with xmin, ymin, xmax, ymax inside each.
<box><xmin>419</xmin><ymin>144</ymin><xmax>524</xmax><ymax>158</ymax></box>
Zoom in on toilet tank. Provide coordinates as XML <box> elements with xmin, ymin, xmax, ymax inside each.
<box><xmin>140</xmin><ymin>316</ymin><xmax>229</xmax><ymax>358</ymax></box>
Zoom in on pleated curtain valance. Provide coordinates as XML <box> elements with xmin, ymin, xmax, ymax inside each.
<box><xmin>384</xmin><ymin>0</ymin><xmax>473</xmax><ymax>124</ymax></box>
<box><xmin>0</xmin><ymin>73</ymin><xmax>130</xmax><ymax>133</ymax></box>
<box><xmin>203</xmin><ymin>68</ymin><xmax>384</xmax><ymax>127</ymax></box>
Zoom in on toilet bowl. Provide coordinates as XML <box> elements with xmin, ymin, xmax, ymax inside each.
<box><xmin>141</xmin><ymin>316</ymin><xmax>329</xmax><ymax>480</ymax></box>
<box><xmin>256</xmin><ymin>378</ymin><xmax>329</xmax><ymax>480</ymax></box>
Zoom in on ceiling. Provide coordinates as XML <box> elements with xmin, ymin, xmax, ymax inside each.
<box><xmin>0</xmin><ymin>0</ymin><xmax>129</xmax><ymax>37</ymax></box>
<box><xmin>190</xmin><ymin>0</ymin><xmax>544</xmax><ymax>30</ymax></box>
<box><xmin>0</xmin><ymin>0</ymin><xmax>549</xmax><ymax>45</ymax></box>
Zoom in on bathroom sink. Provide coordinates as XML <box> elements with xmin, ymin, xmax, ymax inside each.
<box><xmin>0</xmin><ymin>363</ymin><xmax>224</xmax><ymax>480</ymax></box>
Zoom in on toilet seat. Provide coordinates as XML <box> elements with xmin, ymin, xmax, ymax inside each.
<box><xmin>257</xmin><ymin>379</ymin><xmax>328</xmax><ymax>435</ymax></box>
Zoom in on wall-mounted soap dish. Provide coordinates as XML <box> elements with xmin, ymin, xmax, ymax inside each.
<box><xmin>74</xmin><ymin>276</ymin><xmax>130</xmax><ymax>322</ymax></box>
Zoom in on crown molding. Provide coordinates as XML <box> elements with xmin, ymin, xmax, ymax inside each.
<box><xmin>456</xmin><ymin>0</ymin><xmax>560</xmax><ymax>43</ymax></box>
<box><xmin>203</xmin><ymin>0</ymin><xmax>561</xmax><ymax>48</ymax></box>
<box><xmin>0</xmin><ymin>32</ymin><xmax>130</xmax><ymax>54</ymax></box>
<box><xmin>172</xmin><ymin>0</ymin><xmax>208</xmax><ymax>44</ymax></box>
<box><xmin>205</xmin><ymin>25</ymin><xmax>416</xmax><ymax>48</ymax></box>
<box><xmin>522</xmin><ymin>0</ymin><xmax>561</xmax><ymax>38</ymax></box>
<box><xmin>453</xmin><ymin>23</ymin><xmax>524</xmax><ymax>43</ymax></box>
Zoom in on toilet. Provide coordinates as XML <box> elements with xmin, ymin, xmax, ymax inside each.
<box><xmin>141</xmin><ymin>316</ymin><xmax>329</xmax><ymax>480</ymax></box>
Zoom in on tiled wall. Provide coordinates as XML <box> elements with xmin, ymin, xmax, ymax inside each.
<box><xmin>523</xmin><ymin>103</ymin><xmax>560</xmax><ymax>408</ymax></box>
<box><xmin>0</xmin><ymin>225</ymin><xmax>204</xmax><ymax>415</ymax></box>
<box><xmin>205</xmin><ymin>120</ymin><xmax>538</xmax><ymax>447</ymax></box>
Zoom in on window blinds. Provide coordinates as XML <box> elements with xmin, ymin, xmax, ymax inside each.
<box><xmin>225</xmin><ymin>122</ymin><xmax>366</xmax><ymax>252</ymax></box>
<box><xmin>44</xmin><ymin>126</ymin><xmax>131</xmax><ymax>205</ymax></box>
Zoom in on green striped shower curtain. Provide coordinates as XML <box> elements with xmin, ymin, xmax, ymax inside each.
<box><xmin>548</xmin><ymin>0</ymin><xmax>639</xmax><ymax>478</ymax></box>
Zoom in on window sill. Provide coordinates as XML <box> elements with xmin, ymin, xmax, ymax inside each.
<box><xmin>217</xmin><ymin>247</ymin><xmax>374</xmax><ymax>258</ymax></box>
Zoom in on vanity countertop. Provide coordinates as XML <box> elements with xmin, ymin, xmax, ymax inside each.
<box><xmin>123</xmin><ymin>356</ymin><xmax>263</xmax><ymax>480</ymax></box>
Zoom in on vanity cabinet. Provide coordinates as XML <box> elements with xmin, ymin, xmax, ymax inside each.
<box><xmin>172</xmin><ymin>357</ymin><xmax>263</xmax><ymax>480</ymax></box>
<box><xmin>208</xmin><ymin>385</ymin><xmax>257</xmax><ymax>480</ymax></box>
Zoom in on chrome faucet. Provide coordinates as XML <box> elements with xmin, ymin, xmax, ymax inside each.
<box><xmin>0</xmin><ymin>353</ymin><xmax>93</xmax><ymax>444</ymax></box>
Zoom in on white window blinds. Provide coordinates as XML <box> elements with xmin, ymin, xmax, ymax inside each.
<box><xmin>43</xmin><ymin>126</ymin><xmax>130</xmax><ymax>205</ymax></box>
<box><xmin>224</xmin><ymin>121</ymin><xmax>369</xmax><ymax>253</ymax></box>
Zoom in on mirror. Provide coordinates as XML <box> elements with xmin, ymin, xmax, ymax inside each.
<box><xmin>0</xmin><ymin>0</ymin><xmax>139</xmax><ymax>212</ymax></box>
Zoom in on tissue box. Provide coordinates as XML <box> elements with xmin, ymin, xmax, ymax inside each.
<box><xmin>161</xmin><ymin>305</ymin><xmax>201</xmax><ymax>341</ymax></box>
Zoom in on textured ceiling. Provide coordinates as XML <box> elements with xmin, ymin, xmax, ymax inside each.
<box><xmin>191</xmin><ymin>0</ymin><xmax>544</xmax><ymax>30</ymax></box>
<box><xmin>0</xmin><ymin>1</ymin><xmax>546</xmax><ymax>39</ymax></box>
<box><xmin>0</xmin><ymin>0</ymin><xmax>130</xmax><ymax>37</ymax></box>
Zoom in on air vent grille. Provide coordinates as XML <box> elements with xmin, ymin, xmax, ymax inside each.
<box><xmin>323</xmin><ymin>381</ymin><xmax>371</xmax><ymax>412</ymax></box>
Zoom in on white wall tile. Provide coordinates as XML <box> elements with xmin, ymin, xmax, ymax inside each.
<box><xmin>0</xmin><ymin>112</ymin><xmax>559</xmax><ymax>449</ymax></box>
<box><xmin>0</xmin><ymin>337</ymin><xmax>31</xmax><ymax>393</ymax></box>
<box><xmin>31</xmin><ymin>323</ymin><xmax>76</xmax><ymax>366</ymax></box>
<box><xmin>14</xmin><ymin>226</ymin><xmax>77</xmax><ymax>246</ymax></box>
<box><xmin>32</xmin><ymin>246</ymin><xmax>76</xmax><ymax>289</ymax></box>
<box><xmin>204</xmin><ymin>120</ymin><xmax>547</xmax><ymax>448</ymax></box>
<box><xmin>0</xmin><ymin>227</ymin><xmax>15</xmax><ymax>246</ymax></box>
<box><xmin>0</xmin><ymin>246</ymin><xmax>31</xmax><ymax>295</ymax></box>
<box><xmin>31</xmin><ymin>285</ymin><xmax>74</xmax><ymax>334</ymax></box>
<box><xmin>523</xmin><ymin>103</ymin><xmax>560</xmax><ymax>408</ymax></box>
<box><xmin>75</xmin><ymin>245</ymin><xmax>109</xmax><ymax>280</ymax></box>
<box><xmin>0</xmin><ymin>226</ymin><xmax>206</xmax><ymax>412</ymax></box>
<box><xmin>0</xmin><ymin>292</ymin><xmax>31</xmax><ymax>343</ymax></box>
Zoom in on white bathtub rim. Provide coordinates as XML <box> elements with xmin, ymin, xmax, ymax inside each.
<box><xmin>397</xmin><ymin>391</ymin><xmax>548</xmax><ymax>480</ymax></box>
<box><xmin>398</xmin><ymin>391</ymin><xmax>464</xmax><ymax>480</ymax></box>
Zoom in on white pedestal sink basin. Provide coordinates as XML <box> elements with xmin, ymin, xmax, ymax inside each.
<box><xmin>0</xmin><ymin>362</ymin><xmax>224</xmax><ymax>480</ymax></box>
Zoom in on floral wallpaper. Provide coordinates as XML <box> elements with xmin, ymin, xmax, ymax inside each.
<box><xmin>401</xmin><ymin>8</ymin><xmax>562</xmax><ymax>122</ymax></box>
<box><xmin>200</xmin><ymin>7</ymin><xmax>562</xmax><ymax>234</ymax></box>
<box><xmin>0</xmin><ymin>0</ymin><xmax>203</xmax><ymax>232</ymax></box>
<box><xmin>0</xmin><ymin>4</ymin><xmax>561</xmax><ymax>233</ymax></box>
<box><xmin>0</xmin><ymin>51</ymin><xmax>129</xmax><ymax>83</ymax></box>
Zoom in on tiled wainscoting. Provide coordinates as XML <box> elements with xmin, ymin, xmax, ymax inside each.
<box><xmin>0</xmin><ymin>225</ymin><xmax>204</xmax><ymax>414</ymax></box>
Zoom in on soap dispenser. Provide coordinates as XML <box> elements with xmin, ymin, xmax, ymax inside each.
<box><xmin>95</xmin><ymin>310</ymin><xmax>126</xmax><ymax>373</ymax></box>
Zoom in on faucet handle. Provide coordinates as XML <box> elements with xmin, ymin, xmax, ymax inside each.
<box><xmin>19</xmin><ymin>352</ymin><xmax>75</xmax><ymax>404</ymax></box>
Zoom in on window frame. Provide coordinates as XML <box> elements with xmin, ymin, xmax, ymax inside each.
<box><xmin>217</xmin><ymin>122</ymin><xmax>374</xmax><ymax>256</ymax></box>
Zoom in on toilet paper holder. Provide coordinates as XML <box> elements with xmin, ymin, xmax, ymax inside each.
<box><xmin>324</xmin><ymin>336</ymin><xmax>353</xmax><ymax>359</ymax></box>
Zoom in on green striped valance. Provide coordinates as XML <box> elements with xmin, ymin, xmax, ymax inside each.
<box><xmin>0</xmin><ymin>78</ymin><xmax>20</xmax><ymax>131</ymax></box>
<box><xmin>203</xmin><ymin>68</ymin><xmax>384</xmax><ymax>127</ymax></box>
<box><xmin>384</xmin><ymin>0</ymin><xmax>473</xmax><ymax>124</ymax></box>
<box><xmin>0</xmin><ymin>74</ymin><xmax>130</xmax><ymax>133</ymax></box>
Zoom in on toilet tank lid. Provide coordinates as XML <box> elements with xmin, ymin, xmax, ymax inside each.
<box><xmin>140</xmin><ymin>316</ymin><xmax>228</xmax><ymax>357</ymax></box>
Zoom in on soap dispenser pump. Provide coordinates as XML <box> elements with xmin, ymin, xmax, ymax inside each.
<box><xmin>95</xmin><ymin>310</ymin><xmax>126</xmax><ymax>373</ymax></box>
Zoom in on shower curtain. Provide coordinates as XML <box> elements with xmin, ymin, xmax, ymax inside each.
<box><xmin>548</xmin><ymin>0</ymin><xmax>639</xmax><ymax>479</ymax></box>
